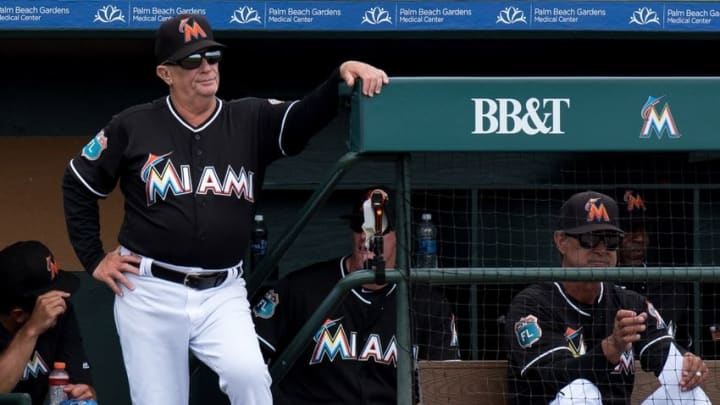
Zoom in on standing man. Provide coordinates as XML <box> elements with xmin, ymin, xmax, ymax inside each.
<box><xmin>506</xmin><ymin>191</ymin><xmax>710</xmax><ymax>405</ymax></box>
<box><xmin>0</xmin><ymin>241</ymin><xmax>95</xmax><ymax>403</ymax></box>
<box><xmin>252</xmin><ymin>187</ymin><xmax>459</xmax><ymax>404</ymax></box>
<box><xmin>62</xmin><ymin>14</ymin><xmax>388</xmax><ymax>405</ymax></box>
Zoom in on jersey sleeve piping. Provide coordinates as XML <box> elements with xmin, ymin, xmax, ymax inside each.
<box><xmin>520</xmin><ymin>346</ymin><xmax>573</xmax><ymax>376</ymax></box>
<box><xmin>639</xmin><ymin>334</ymin><xmax>674</xmax><ymax>359</ymax></box>
<box><xmin>277</xmin><ymin>100</ymin><xmax>299</xmax><ymax>156</ymax></box>
<box><xmin>257</xmin><ymin>334</ymin><xmax>276</xmax><ymax>353</ymax></box>
<box><xmin>69</xmin><ymin>159</ymin><xmax>109</xmax><ymax>198</ymax></box>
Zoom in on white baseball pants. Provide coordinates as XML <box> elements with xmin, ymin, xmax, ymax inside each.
<box><xmin>114</xmin><ymin>259</ymin><xmax>272</xmax><ymax>405</ymax></box>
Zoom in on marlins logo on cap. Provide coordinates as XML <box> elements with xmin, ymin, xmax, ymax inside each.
<box><xmin>155</xmin><ymin>14</ymin><xmax>226</xmax><ymax>64</ymax></box>
<box><xmin>559</xmin><ymin>191</ymin><xmax>623</xmax><ymax>235</ymax></box>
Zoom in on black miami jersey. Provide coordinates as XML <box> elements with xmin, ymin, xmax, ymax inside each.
<box><xmin>64</xmin><ymin>70</ymin><xmax>341</xmax><ymax>271</ymax></box>
<box><xmin>252</xmin><ymin>256</ymin><xmax>459</xmax><ymax>405</ymax></box>
<box><xmin>506</xmin><ymin>282</ymin><xmax>675</xmax><ymax>405</ymax></box>
<box><xmin>0</xmin><ymin>303</ymin><xmax>92</xmax><ymax>404</ymax></box>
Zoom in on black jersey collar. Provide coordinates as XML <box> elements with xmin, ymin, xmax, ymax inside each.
<box><xmin>553</xmin><ymin>281</ymin><xmax>606</xmax><ymax>317</ymax></box>
<box><xmin>165</xmin><ymin>96</ymin><xmax>223</xmax><ymax>133</ymax></box>
<box><xmin>339</xmin><ymin>255</ymin><xmax>397</xmax><ymax>305</ymax></box>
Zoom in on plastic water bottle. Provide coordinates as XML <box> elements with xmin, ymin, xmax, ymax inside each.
<box><xmin>250</xmin><ymin>214</ymin><xmax>268</xmax><ymax>271</ymax></box>
<box><xmin>416</xmin><ymin>213</ymin><xmax>438</xmax><ymax>268</ymax></box>
<box><xmin>47</xmin><ymin>362</ymin><xmax>69</xmax><ymax>405</ymax></box>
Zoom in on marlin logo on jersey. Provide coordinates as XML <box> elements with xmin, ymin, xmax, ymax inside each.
<box><xmin>179</xmin><ymin>17</ymin><xmax>207</xmax><ymax>42</ymax></box>
<box><xmin>564</xmin><ymin>327</ymin><xmax>586</xmax><ymax>356</ymax></box>
<box><xmin>612</xmin><ymin>349</ymin><xmax>635</xmax><ymax>375</ymax></box>
<box><xmin>141</xmin><ymin>152</ymin><xmax>254</xmax><ymax>206</ymax></box>
<box><xmin>310</xmin><ymin>319</ymin><xmax>398</xmax><ymax>366</ymax></box>
<box><xmin>81</xmin><ymin>130</ymin><xmax>107</xmax><ymax>161</ymax></box>
<box><xmin>22</xmin><ymin>351</ymin><xmax>49</xmax><ymax>380</ymax></box>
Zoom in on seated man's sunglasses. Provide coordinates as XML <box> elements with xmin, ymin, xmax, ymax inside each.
<box><xmin>164</xmin><ymin>49</ymin><xmax>222</xmax><ymax>70</ymax></box>
<box><xmin>565</xmin><ymin>232</ymin><xmax>622</xmax><ymax>251</ymax></box>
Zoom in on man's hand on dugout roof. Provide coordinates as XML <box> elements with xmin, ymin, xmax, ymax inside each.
<box><xmin>339</xmin><ymin>61</ymin><xmax>389</xmax><ymax>97</ymax></box>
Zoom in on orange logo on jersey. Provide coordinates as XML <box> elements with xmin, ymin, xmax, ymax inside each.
<box><xmin>623</xmin><ymin>190</ymin><xmax>647</xmax><ymax>213</ymax></box>
<box><xmin>585</xmin><ymin>197</ymin><xmax>610</xmax><ymax>223</ymax></box>
<box><xmin>46</xmin><ymin>255</ymin><xmax>59</xmax><ymax>280</ymax></box>
<box><xmin>179</xmin><ymin>17</ymin><xmax>207</xmax><ymax>43</ymax></box>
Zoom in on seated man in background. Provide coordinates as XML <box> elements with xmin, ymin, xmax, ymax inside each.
<box><xmin>617</xmin><ymin>189</ymin><xmax>692</xmax><ymax>348</ymax></box>
<box><xmin>252</xmin><ymin>187</ymin><xmax>459</xmax><ymax>404</ymax></box>
<box><xmin>506</xmin><ymin>191</ymin><xmax>710</xmax><ymax>405</ymax></box>
<box><xmin>0</xmin><ymin>241</ymin><xmax>95</xmax><ymax>403</ymax></box>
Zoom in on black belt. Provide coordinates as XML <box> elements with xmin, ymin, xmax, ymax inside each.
<box><xmin>150</xmin><ymin>263</ymin><xmax>228</xmax><ymax>290</ymax></box>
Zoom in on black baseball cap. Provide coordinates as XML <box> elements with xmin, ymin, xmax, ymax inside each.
<box><xmin>619</xmin><ymin>189</ymin><xmax>651</xmax><ymax>232</ymax></box>
<box><xmin>558</xmin><ymin>191</ymin><xmax>624</xmax><ymax>235</ymax></box>
<box><xmin>0</xmin><ymin>241</ymin><xmax>79</xmax><ymax>311</ymax></box>
<box><xmin>341</xmin><ymin>187</ymin><xmax>395</xmax><ymax>234</ymax></box>
<box><xmin>155</xmin><ymin>14</ymin><xmax>226</xmax><ymax>64</ymax></box>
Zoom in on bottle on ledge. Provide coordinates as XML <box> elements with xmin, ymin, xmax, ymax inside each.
<box><xmin>250</xmin><ymin>214</ymin><xmax>268</xmax><ymax>273</ymax></box>
<box><xmin>416</xmin><ymin>212</ymin><xmax>438</xmax><ymax>268</ymax></box>
<box><xmin>47</xmin><ymin>362</ymin><xmax>69</xmax><ymax>405</ymax></box>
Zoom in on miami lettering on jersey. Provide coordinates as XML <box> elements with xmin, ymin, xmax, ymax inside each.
<box><xmin>22</xmin><ymin>351</ymin><xmax>49</xmax><ymax>380</ymax></box>
<box><xmin>310</xmin><ymin>318</ymin><xmax>398</xmax><ymax>366</ymax></box>
<box><xmin>141</xmin><ymin>152</ymin><xmax>254</xmax><ymax>206</ymax></box>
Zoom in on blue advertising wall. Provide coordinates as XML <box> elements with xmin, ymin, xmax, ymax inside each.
<box><xmin>1</xmin><ymin>1</ymin><xmax>720</xmax><ymax>32</ymax></box>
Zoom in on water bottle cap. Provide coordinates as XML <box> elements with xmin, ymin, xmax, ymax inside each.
<box><xmin>421</xmin><ymin>213</ymin><xmax>432</xmax><ymax>221</ymax></box>
<box><xmin>53</xmin><ymin>362</ymin><xmax>66</xmax><ymax>369</ymax></box>
<box><xmin>254</xmin><ymin>214</ymin><xmax>264</xmax><ymax>221</ymax></box>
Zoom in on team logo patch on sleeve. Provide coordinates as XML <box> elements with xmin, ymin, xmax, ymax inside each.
<box><xmin>515</xmin><ymin>315</ymin><xmax>542</xmax><ymax>348</ymax></box>
<box><xmin>253</xmin><ymin>289</ymin><xmax>279</xmax><ymax>319</ymax></box>
<box><xmin>81</xmin><ymin>130</ymin><xmax>108</xmax><ymax>161</ymax></box>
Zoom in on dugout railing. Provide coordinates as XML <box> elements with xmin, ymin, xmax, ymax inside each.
<box><xmin>246</xmin><ymin>77</ymin><xmax>720</xmax><ymax>405</ymax></box>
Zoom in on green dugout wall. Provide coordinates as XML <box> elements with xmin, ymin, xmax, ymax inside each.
<box><xmin>254</xmin><ymin>77</ymin><xmax>720</xmax><ymax>405</ymax></box>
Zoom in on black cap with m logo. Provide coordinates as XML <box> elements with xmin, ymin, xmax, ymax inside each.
<box><xmin>155</xmin><ymin>14</ymin><xmax>226</xmax><ymax>64</ymax></box>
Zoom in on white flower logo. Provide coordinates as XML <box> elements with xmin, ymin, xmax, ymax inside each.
<box><xmin>629</xmin><ymin>7</ymin><xmax>660</xmax><ymax>25</ymax></box>
<box><xmin>496</xmin><ymin>6</ymin><xmax>527</xmax><ymax>24</ymax></box>
<box><xmin>361</xmin><ymin>7</ymin><xmax>392</xmax><ymax>25</ymax></box>
<box><xmin>94</xmin><ymin>5</ymin><xmax>125</xmax><ymax>23</ymax></box>
<box><xmin>230</xmin><ymin>6</ymin><xmax>262</xmax><ymax>25</ymax></box>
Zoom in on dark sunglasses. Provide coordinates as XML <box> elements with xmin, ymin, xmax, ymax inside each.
<box><xmin>565</xmin><ymin>232</ymin><xmax>622</xmax><ymax>251</ymax></box>
<box><xmin>165</xmin><ymin>49</ymin><xmax>222</xmax><ymax>70</ymax></box>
